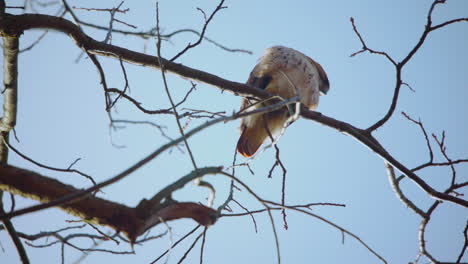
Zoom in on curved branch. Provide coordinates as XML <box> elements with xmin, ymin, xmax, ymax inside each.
<box><xmin>169</xmin><ymin>0</ymin><xmax>226</xmax><ymax>61</ymax></box>
<box><xmin>385</xmin><ymin>162</ymin><xmax>426</xmax><ymax>217</ymax></box>
<box><xmin>0</xmin><ymin>165</ymin><xmax>218</xmax><ymax>242</ymax></box>
<box><xmin>299</xmin><ymin>108</ymin><xmax>467</xmax><ymax>207</ymax></box>
<box><xmin>363</xmin><ymin>0</ymin><xmax>468</xmax><ymax>132</ymax></box>
<box><xmin>418</xmin><ymin>202</ymin><xmax>440</xmax><ymax>263</ymax></box>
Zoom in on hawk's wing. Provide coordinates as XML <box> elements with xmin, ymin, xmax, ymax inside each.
<box><xmin>237</xmin><ymin>46</ymin><xmax>330</xmax><ymax>157</ymax></box>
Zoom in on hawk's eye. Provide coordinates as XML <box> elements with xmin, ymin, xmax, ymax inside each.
<box><xmin>251</xmin><ymin>75</ymin><xmax>272</xmax><ymax>90</ymax></box>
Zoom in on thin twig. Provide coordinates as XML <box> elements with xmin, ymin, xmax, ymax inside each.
<box><xmin>150</xmin><ymin>226</ymin><xmax>201</xmax><ymax>264</ymax></box>
<box><xmin>0</xmin><ymin>203</ymin><xmax>30</xmax><ymax>264</ymax></box>
<box><xmin>232</xmin><ymin>198</ymin><xmax>258</xmax><ymax>233</ymax></box>
<box><xmin>4</xmin><ymin>140</ymin><xmax>96</xmax><ymax>185</ymax></box>
<box><xmin>456</xmin><ymin>222</ymin><xmax>468</xmax><ymax>264</ymax></box>
<box><xmin>170</xmin><ymin>0</ymin><xmax>226</xmax><ymax>61</ymax></box>
<box><xmin>432</xmin><ymin>132</ymin><xmax>457</xmax><ymax>186</ymax></box>
<box><xmin>263</xmin><ymin>116</ymin><xmax>289</xmax><ymax>230</ymax></box>
<box><xmin>155</xmin><ymin>3</ymin><xmax>198</xmax><ymax>172</ymax></box>
<box><xmin>200</xmin><ymin>227</ymin><xmax>207</xmax><ymax>264</ymax></box>
<box><xmin>176</xmin><ymin>232</ymin><xmax>203</xmax><ymax>264</ymax></box>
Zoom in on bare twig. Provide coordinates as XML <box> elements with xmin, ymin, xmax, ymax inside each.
<box><xmin>432</xmin><ymin>132</ymin><xmax>457</xmax><ymax>186</ymax></box>
<box><xmin>402</xmin><ymin>112</ymin><xmax>434</xmax><ymax>163</ymax></box>
<box><xmin>4</xmin><ymin>140</ymin><xmax>96</xmax><ymax>185</ymax></box>
<box><xmin>108</xmin><ymin>57</ymin><xmax>131</xmax><ymax>109</ymax></box>
<box><xmin>150</xmin><ymin>225</ymin><xmax>201</xmax><ymax>264</ymax></box>
<box><xmin>232</xmin><ymin>198</ymin><xmax>258</xmax><ymax>233</ymax></box>
<box><xmin>221</xmin><ymin>202</ymin><xmax>346</xmax><ymax>217</ymax></box>
<box><xmin>106</xmin><ymin>88</ymin><xmax>174</xmax><ymax>114</ymax></box>
<box><xmin>456</xmin><ymin>222</ymin><xmax>468</xmax><ymax>264</ymax></box>
<box><xmin>72</xmin><ymin>5</ymin><xmax>129</xmax><ymax>13</ymax></box>
<box><xmin>110</xmin><ymin>119</ymin><xmax>174</xmax><ymax>142</ymax></box>
<box><xmin>19</xmin><ymin>29</ymin><xmax>49</xmax><ymax>52</ymax></box>
<box><xmin>263</xmin><ymin>116</ymin><xmax>289</xmax><ymax>230</ymax></box>
<box><xmin>0</xmin><ymin>203</ymin><xmax>29</xmax><ymax>264</ymax></box>
<box><xmin>155</xmin><ymin>3</ymin><xmax>219</xmax><ymax>207</ymax></box>
<box><xmin>354</xmin><ymin>0</ymin><xmax>468</xmax><ymax>133</ymax></box>
<box><xmin>349</xmin><ymin>17</ymin><xmax>397</xmax><ymax>65</ymax></box>
<box><xmin>170</xmin><ymin>0</ymin><xmax>226</xmax><ymax>61</ymax></box>
<box><xmin>156</xmin><ymin>5</ymin><xmax>198</xmax><ymax>172</ymax></box>
<box><xmin>176</xmin><ymin>231</ymin><xmax>203</xmax><ymax>264</ymax></box>
<box><xmin>200</xmin><ymin>227</ymin><xmax>207</xmax><ymax>264</ymax></box>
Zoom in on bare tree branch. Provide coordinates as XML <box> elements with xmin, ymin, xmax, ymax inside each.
<box><xmin>0</xmin><ymin>2</ymin><xmax>466</xmax><ymax>263</ymax></box>
<box><xmin>385</xmin><ymin>162</ymin><xmax>426</xmax><ymax>217</ymax></box>
<box><xmin>4</xmin><ymin>140</ymin><xmax>96</xmax><ymax>185</ymax></box>
<box><xmin>0</xmin><ymin>21</ymin><xmax>30</xmax><ymax>263</ymax></box>
<box><xmin>456</xmin><ymin>222</ymin><xmax>468</xmax><ymax>264</ymax></box>
<box><xmin>155</xmin><ymin>3</ymin><xmax>198</xmax><ymax>173</ymax></box>
<box><xmin>170</xmin><ymin>0</ymin><xmax>226</xmax><ymax>61</ymax></box>
<box><xmin>0</xmin><ymin>11</ymin><xmax>466</xmax><ymax>207</ymax></box>
<box><xmin>176</xmin><ymin>231</ymin><xmax>203</xmax><ymax>264</ymax></box>
<box><xmin>0</xmin><ymin>203</ymin><xmax>29</xmax><ymax>264</ymax></box>
<box><xmin>150</xmin><ymin>225</ymin><xmax>201</xmax><ymax>264</ymax></box>
<box><xmin>0</xmin><ymin>34</ymin><xmax>18</xmax><ymax>161</ymax></box>
<box><xmin>0</xmin><ymin>165</ymin><xmax>218</xmax><ymax>242</ymax></box>
<box><xmin>354</xmin><ymin>0</ymin><xmax>468</xmax><ymax>133</ymax></box>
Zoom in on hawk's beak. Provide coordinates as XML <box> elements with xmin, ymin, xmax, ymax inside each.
<box><xmin>320</xmin><ymin>90</ymin><xmax>327</xmax><ymax>96</ymax></box>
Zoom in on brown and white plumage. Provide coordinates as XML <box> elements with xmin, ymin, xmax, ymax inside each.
<box><xmin>237</xmin><ymin>46</ymin><xmax>330</xmax><ymax>157</ymax></box>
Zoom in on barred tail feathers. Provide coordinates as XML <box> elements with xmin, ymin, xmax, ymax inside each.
<box><xmin>237</xmin><ymin>122</ymin><xmax>268</xmax><ymax>157</ymax></box>
<box><xmin>236</xmin><ymin>111</ymin><xmax>288</xmax><ymax>157</ymax></box>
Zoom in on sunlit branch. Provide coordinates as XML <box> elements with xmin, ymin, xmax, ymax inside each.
<box><xmin>0</xmin><ymin>25</ymin><xmax>29</xmax><ymax>263</ymax></box>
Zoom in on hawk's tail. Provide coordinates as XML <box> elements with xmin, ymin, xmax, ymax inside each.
<box><xmin>236</xmin><ymin>124</ymin><xmax>268</xmax><ymax>157</ymax></box>
<box><xmin>236</xmin><ymin>111</ymin><xmax>288</xmax><ymax>157</ymax></box>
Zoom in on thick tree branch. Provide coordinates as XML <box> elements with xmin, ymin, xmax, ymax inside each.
<box><xmin>0</xmin><ymin>12</ymin><xmax>466</xmax><ymax>208</ymax></box>
<box><xmin>0</xmin><ymin>33</ymin><xmax>18</xmax><ymax>161</ymax></box>
<box><xmin>299</xmin><ymin>108</ymin><xmax>467</xmax><ymax>207</ymax></box>
<box><xmin>0</xmin><ymin>165</ymin><xmax>218</xmax><ymax>242</ymax></box>
<box><xmin>0</xmin><ymin>205</ymin><xmax>29</xmax><ymax>264</ymax></box>
<box><xmin>0</xmin><ymin>13</ymin><xmax>268</xmax><ymax>99</ymax></box>
<box><xmin>0</xmin><ymin>21</ymin><xmax>29</xmax><ymax>263</ymax></box>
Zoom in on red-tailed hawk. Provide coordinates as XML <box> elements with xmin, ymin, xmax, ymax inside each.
<box><xmin>237</xmin><ymin>46</ymin><xmax>330</xmax><ymax>157</ymax></box>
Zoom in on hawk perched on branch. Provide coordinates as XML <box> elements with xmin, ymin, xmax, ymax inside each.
<box><xmin>237</xmin><ymin>46</ymin><xmax>330</xmax><ymax>157</ymax></box>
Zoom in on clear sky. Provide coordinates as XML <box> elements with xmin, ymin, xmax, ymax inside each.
<box><xmin>1</xmin><ymin>0</ymin><xmax>467</xmax><ymax>263</ymax></box>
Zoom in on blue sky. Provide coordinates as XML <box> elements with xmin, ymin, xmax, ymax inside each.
<box><xmin>1</xmin><ymin>0</ymin><xmax>467</xmax><ymax>263</ymax></box>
